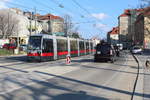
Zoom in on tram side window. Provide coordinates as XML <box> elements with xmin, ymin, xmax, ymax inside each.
<box><xmin>71</xmin><ymin>40</ymin><xmax>77</xmax><ymax>51</ymax></box>
<box><xmin>90</xmin><ymin>42</ymin><xmax>93</xmax><ymax>49</ymax></box>
<box><xmin>57</xmin><ymin>39</ymin><xmax>67</xmax><ymax>52</ymax></box>
<box><xmin>86</xmin><ymin>42</ymin><xmax>89</xmax><ymax>50</ymax></box>
<box><xmin>42</xmin><ymin>39</ymin><xmax>53</xmax><ymax>53</ymax></box>
<box><xmin>79</xmin><ymin>41</ymin><xmax>84</xmax><ymax>50</ymax></box>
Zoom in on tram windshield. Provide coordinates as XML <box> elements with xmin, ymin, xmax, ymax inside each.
<box><xmin>28</xmin><ymin>36</ymin><xmax>42</xmax><ymax>50</ymax></box>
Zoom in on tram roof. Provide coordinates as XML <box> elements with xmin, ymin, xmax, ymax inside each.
<box><xmin>30</xmin><ymin>33</ymin><xmax>50</xmax><ymax>36</ymax></box>
<box><xmin>30</xmin><ymin>33</ymin><xmax>93</xmax><ymax>42</ymax></box>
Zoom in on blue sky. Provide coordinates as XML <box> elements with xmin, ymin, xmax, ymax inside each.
<box><xmin>0</xmin><ymin>0</ymin><xmax>140</xmax><ymax>39</ymax></box>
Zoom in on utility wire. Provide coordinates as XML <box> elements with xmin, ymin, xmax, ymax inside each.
<box><xmin>1</xmin><ymin>0</ymin><xmax>101</xmax><ymax>38</ymax></box>
<box><xmin>72</xmin><ymin>0</ymin><xmax>91</xmax><ymax>15</ymax></box>
<box><xmin>1</xmin><ymin>0</ymin><xmax>97</xmax><ymax>25</ymax></box>
<box><xmin>1</xmin><ymin>0</ymin><xmax>51</xmax><ymax>13</ymax></box>
<box><xmin>56</xmin><ymin>21</ymin><xmax>96</xmax><ymax>24</ymax></box>
<box><xmin>31</xmin><ymin>0</ymin><xmax>55</xmax><ymax>11</ymax></box>
<box><xmin>1</xmin><ymin>0</ymin><xmax>33</xmax><ymax>10</ymax></box>
<box><xmin>71</xmin><ymin>0</ymin><xmax>109</xmax><ymax>28</ymax></box>
<box><xmin>48</xmin><ymin>0</ymin><xmax>85</xmax><ymax>18</ymax></box>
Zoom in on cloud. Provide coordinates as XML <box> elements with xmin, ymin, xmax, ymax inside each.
<box><xmin>93</xmin><ymin>23</ymin><xmax>110</xmax><ymax>32</ymax></box>
<box><xmin>0</xmin><ymin>0</ymin><xmax>11</xmax><ymax>9</ymax></box>
<box><xmin>0</xmin><ymin>2</ymin><xmax>7</xmax><ymax>9</ymax></box>
<box><xmin>91</xmin><ymin>13</ymin><xmax>108</xmax><ymax>20</ymax></box>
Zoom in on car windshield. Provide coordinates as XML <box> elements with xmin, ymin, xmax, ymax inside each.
<box><xmin>28</xmin><ymin>36</ymin><xmax>41</xmax><ymax>50</ymax></box>
<box><xmin>96</xmin><ymin>44</ymin><xmax>111</xmax><ymax>54</ymax></box>
<box><xmin>21</xmin><ymin>44</ymin><xmax>26</xmax><ymax>46</ymax></box>
<box><xmin>134</xmin><ymin>47</ymin><xmax>140</xmax><ymax>49</ymax></box>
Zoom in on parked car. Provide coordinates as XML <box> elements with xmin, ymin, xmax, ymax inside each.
<box><xmin>94</xmin><ymin>42</ymin><xmax>116</xmax><ymax>63</ymax></box>
<box><xmin>0</xmin><ymin>39</ymin><xmax>9</xmax><ymax>49</ymax></box>
<box><xmin>3</xmin><ymin>43</ymin><xmax>17</xmax><ymax>49</ymax></box>
<box><xmin>19</xmin><ymin>44</ymin><xmax>27</xmax><ymax>51</ymax></box>
<box><xmin>131</xmin><ymin>46</ymin><xmax>143</xmax><ymax>54</ymax></box>
<box><xmin>0</xmin><ymin>45</ymin><xmax>3</xmax><ymax>49</ymax></box>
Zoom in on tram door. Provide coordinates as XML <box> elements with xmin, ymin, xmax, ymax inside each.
<box><xmin>86</xmin><ymin>42</ymin><xmax>89</xmax><ymax>55</ymax></box>
<box><xmin>90</xmin><ymin>42</ymin><xmax>93</xmax><ymax>54</ymax></box>
<box><xmin>57</xmin><ymin>39</ymin><xmax>68</xmax><ymax>59</ymax></box>
<box><xmin>79</xmin><ymin>41</ymin><xmax>85</xmax><ymax>56</ymax></box>
<box><xmin>70</xmin><ymin>40</ymin><xmax>78</xmax><ymax>57</ymax></box>
<box><xmin>42</xmin><ymin>38</ymin><xmax>54</xmax><ymax>61</ymax></box>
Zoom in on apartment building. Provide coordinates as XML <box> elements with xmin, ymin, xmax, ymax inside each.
<box><xmin>118</xmin><ymin>9</ymin><xmax>142</xmax><ymax>48</ymax></box>
<box><xmin>135</xmin><ymin>7</ymin><xmax>150</xmax><ymax>49</ymax></box>
<box><xmin>107</xmin><ymin>27</ymin><xmax>119</xmax><ymax>45</ymax></box>
<box><xmin>38</xmin><ymin>14</ymin><xmax>64</xmax><ymax>36</ymax></box>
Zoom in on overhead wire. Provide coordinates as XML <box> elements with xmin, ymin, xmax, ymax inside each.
<box><xmin>1</xmin><ymin>0</ymin><xmax>50</xmax><ymax>13</ymax></box>
<box><xmin>48</xmin><ymin>0</ymin><xmax>99</xmax><ymax>34</ymax></box>
<box><xmin>1</xmin><ymin>0</ymin><xmax>98</xmax><ymax>25</ymax></box>
<box><xmin>0</xmin><ymin>0</ymin><xmax>102</xmax><ymax>39</ymax></box>
<box><xmin>30</xmin><ymin>0</ymin><xmax>55</xmax><ymax>12</ymax></box>
<box><xmin>72</xmin><ymin>0</ymin><xmax>91</xmax><ymax>15</ymax></box>
<box><xmin>1</xmin><ymin>0</ymin><xmax>105</xmax><ymax>38</ymax></box>
<box><xmin>47</xmin><ymin>0</ymin><xmax>85</xmax><ymax>18</ymax></box>
<box><xmin>1</xmin><ymin>0</ymin><xmax>33</xmax><ymax>10</ymax></box>
<box><xmin>71</xmin><ymin>0</ymin><xmax>110</xmax><ymax>29</ymax></box>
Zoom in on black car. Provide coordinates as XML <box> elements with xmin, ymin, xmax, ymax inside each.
<box><xmin>94</xmin><ymin>43</ymin><xmax>116</xmax><ymax>63</ymax></box>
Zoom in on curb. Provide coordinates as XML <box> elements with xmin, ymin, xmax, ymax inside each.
<box><xmin>0</xmin><ymin>54</ymin><xmax>26</xmax><ymax>58</ymax></box>
<box><xmin>132</xmin><ymin>54</ymin><xmax>144</xmax><ymax>100</ymax></box>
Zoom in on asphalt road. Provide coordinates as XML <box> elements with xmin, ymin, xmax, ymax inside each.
<box><xmin>0</xmin><ymin>52</ymin><xmax>139</xmax><ymax>100</ymax></box>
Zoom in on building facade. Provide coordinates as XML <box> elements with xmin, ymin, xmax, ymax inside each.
<box><xmin>38</xmin><ymin>14</ymin><xmax>64</xmax><ymax>36</ymax></box>
<box><xmin>135</xmin><ymin>7</ymin><xmax>150</xmax><ymax>49</ymax></box>
<box><xmin>0</xmin><ymin>8</ymin><xmax>64</xmax><ymax>44</ymax></box>
<box><xmin>0</xmin><ymin>8</ymin><xmax>31</xmax><ymax>44</ymax></box>
<box><xmin>118</xmin><ymin>9</ymin><xmax>142</xmax><ymax>48</ymax></box>
<box><xmin>107</xmin><ymin>27</ymin><xmax>119</xmax><ymax>45</ymax></box>
<box><xmin>118</xmin><ymin>10</ymin><xmax>131</xmax><ymax>48</ymax></box>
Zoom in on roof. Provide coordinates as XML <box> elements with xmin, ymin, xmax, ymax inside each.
<box><xmin>119</xmin><ymin>8</ymin><xmax>144</xmax><ymax>18</ymax></box>
<box><xmin>119</xmin><ymin>14</ymin><xmax>130</xmax><ymax>17</ymax></box>
<box><xmin>119</xmin><ymin>9</ymin><xmax>131</xmax><ymax>17</ymax></box>
<box><xmin>143</xmin><ymin>7</ymin><xmax>150</xmax><ymax>16</ymax></box>
<box><xmin>38</xmin><ymin>14</ymin><xmax>64</xmax><ymax>21</ymax></box>
<box><xmin>135</xmin><ymin>7</ymin><xmax>150</xmax><ymax>23</ymax></box>
<box><xmin>108</xmin><ymin>27</ymin><xmax>119</xmax><ymax>35</ymax></box>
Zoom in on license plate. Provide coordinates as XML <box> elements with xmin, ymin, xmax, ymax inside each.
<box><xmin>97</xmin><ymin>51</ymin><xmax>101</xmax><ymax>54</ymax></box>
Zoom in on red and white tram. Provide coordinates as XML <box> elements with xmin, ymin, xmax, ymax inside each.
<box><xmin>27</xmin><ymin>34</ymin><xmax>96</xmax><ymax>61</ymax></box>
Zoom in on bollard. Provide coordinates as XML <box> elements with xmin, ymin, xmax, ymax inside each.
<box><xmin>66</xmin><ymin>55</ymin><xmax>71</xmax><ymax>64</ymax></box>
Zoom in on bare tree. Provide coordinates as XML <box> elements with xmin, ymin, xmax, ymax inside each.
<box><xmin>63</xmin><ymin>14</ymin><xmax>74</xmax><ymax>37</ymax></box>
<box><xmin>138</xmin><ymin>0</ymin><xmax>150</xmax><ymax>8</ymax></box>
<box><xmin>71</xmin><ymin>26</ymin><xmax>81</xmax><ymax>38</ymax></box>
<box><xmin>0</xmin><ymin>11</ymin><xmax>19</xmax><ymax>39</ymax></box>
